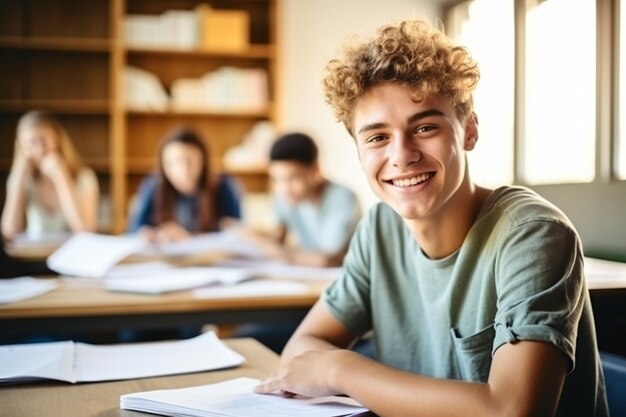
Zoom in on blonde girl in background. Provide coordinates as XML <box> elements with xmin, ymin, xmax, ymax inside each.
<box><xmin>1</xmin><ymin>111</ymin><xmax>99</xmax><ymax>240</ymax></box>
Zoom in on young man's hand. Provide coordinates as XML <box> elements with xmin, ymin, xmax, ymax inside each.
<box><xmin>254</xmin><ymin>349</ymin><xmax>360</xmax><ymax>398</ymax></box>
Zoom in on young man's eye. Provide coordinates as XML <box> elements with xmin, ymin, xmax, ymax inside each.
<box><xmin>365</xmin><ymin>135</ymin><xmax>385</xmax><ymax>144</ymax></box>
<box><xmin>415</xmin><ymin>125</ymin><xmax>436</xmax><ymax>134</ymax></box>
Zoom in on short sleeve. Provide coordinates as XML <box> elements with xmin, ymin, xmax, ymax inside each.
<box><xmin>316</xmin><ymin>187</ymin><xmax>360</xmax><ymax>253</ymax></box>
<box><xmin>323</xmin><ymin>208</ymin><xmax>374</xmax><ymax>337</ymax></box>
<box><xmin>493</xmin><ymin>219</ymin><xmax>586</xmax><ymax>372</ymax></box>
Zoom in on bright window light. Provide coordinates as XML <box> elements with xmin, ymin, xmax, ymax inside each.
<box><xmin>524</xmin><ymin>0</ymin><xmax>596</xmax><ymax>184</ymax></box>
<box><xmin>451</xmin><ymin>0</ymin><xmax>515</xmax><ymax>187</ymax></box>
<box><xmin>618</xmin><ymin>0</ymin><xmax>626</xmax><ymax>179</ymax></box>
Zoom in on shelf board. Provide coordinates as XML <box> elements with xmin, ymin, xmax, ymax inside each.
<box><xmin>0</xmin><ymin>36</ymin><xmax>111</xmax><ymax>52</ymax></box>
<box><xmin>0</xmin><ymin>99</ymin><xmax>111</xmax><ymax>115</ymax></box>
<box><xmin>126</xmin><ymin>158</ymin><xmax>156</xmax><ymax>174</ymax></box>
<box><xmin>125</xmin><ymin>44</ymin><xmax>275</xmax><ymax>59</ymax></box>
<box><xmin>126</xmin><ymin>107</ymin><xmax>271</xmax><ymax>118</ymax></box>
<box><xmin>225</xmin><ymin>166</ymin><xmax>269</xmax><ymax>176</ymax></box>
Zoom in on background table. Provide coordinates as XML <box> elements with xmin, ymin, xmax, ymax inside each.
<box><xmin>0</xmin><ymin>276</ymin><xmax>329</xmax><ymax>340</ymax></box>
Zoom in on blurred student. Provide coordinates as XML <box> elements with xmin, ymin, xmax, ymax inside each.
<box><xmin>1</xmin><ymin>111</ymin><xmax>99</xmax><ymax>241</ymax></box>
<box><xmin>128</xmin><ymin>128</ymin><xmax>241</xmax><ymax>241</ymax></box>
<box><xmin>241</xmin><ymin>132</ymin><xmax>361</xmax><ymax>267</ymax></box>
<box><xmin>232</xmin><ymin>132</ymin><xmax>362</xmax><ymax>353</ymax></box>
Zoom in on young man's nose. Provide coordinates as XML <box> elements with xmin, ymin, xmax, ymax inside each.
<box><xmin>389</xmin><ymin>134</ymin><xmax>421</xmax><ymax>168</ymax></box>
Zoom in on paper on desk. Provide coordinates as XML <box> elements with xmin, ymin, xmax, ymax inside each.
<box><xmin>47</xmin><ymin>233</ymin><xmax>143</xmax><ymax>278</ymax></box>
<box><xmin>0</xmin><ymin>331</ymin><xmax>244</xmax><ymax>384</ymax></box>
<box><xmin>120</xmin><ymin>376</ymin><xmax>368</xmax><ymax>417</ymax></box>
<box><xmin>0</xmin><ymin>277</ymin><xmax>58</xmax><ymax>304</ymax></box>
<box><xmin>193</xmin><ymin>280</ymin><xmax>308</xmax><ymax>299</ymax></box>
<box><xmin>0</xmin><ymin>341</ymin><xmax>75</xmax><ymax>383</ymax></box>
<box><xmin>140</xmin><ymin>230</ymin><xmax>266</xmax><ymax>259</ymax></box>
<box><xmin>75</xmin><ymin>331</ymin><xmax>244</xmax><ymax>382</ymax></box>
<box><xmin>215</xmin><ymin>259</ymin><xmax>344</xmax><ymax>281</ymax></box>
<box><xmin>584</xmin><ymin>257</ymin><xmax>626</xmax><ymax>290</ymax></box>
<box><xmin>104</xmin><ymin>266</ymin><xmax>254</xmax><ymax>294</ymax></box>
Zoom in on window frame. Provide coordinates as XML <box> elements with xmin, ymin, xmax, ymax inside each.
<box><xmin>445</xmin><ymin>0</ymin><xmax>624</xmax><ymax>186</ymax></box>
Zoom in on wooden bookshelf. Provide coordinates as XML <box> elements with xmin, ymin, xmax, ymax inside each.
<box><xmin>0</xmin><ymin>0</ymin><xmax>278</xmax><ymax>233</ymax></box>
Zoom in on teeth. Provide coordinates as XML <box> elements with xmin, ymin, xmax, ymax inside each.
<box><xmin>391</xmin><ymin>173</ymin><xmax>431</xmax><ymax>187</ymax></box>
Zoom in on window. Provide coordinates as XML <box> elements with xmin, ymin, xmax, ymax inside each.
<box><xmin>448</xmin><ymin>0</ymin><xmax>608</xmax><ymax>186</ymax></box>
<box><xmin>524</xmin><ymin>0</ymin><xmax>596</xmax><ymax>184</ymax></box>
<box><xmin>449</xmin><ymin>0</ymin><xmax>515</xmax><ymax>187</ymax></box>
<box><xmin>618</xmin><ymin>0</ymin><xmax>626</xmax><ymax>179</ymax></box>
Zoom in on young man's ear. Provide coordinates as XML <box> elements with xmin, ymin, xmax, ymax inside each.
<box><xmin>464</xmin><ymin>112</ymin><xmax>479</xmax><ymax>151</ymax></box>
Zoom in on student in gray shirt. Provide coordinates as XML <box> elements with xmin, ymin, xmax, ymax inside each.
<box><xmin>243</xmin><ymin>132</ymin><xmax>361</xmax><ymax>267</ymax></box>
<box><xmin>255</xmin><ymin>19</ymin><xmax>609</xmax><ymax>417</ymax></box>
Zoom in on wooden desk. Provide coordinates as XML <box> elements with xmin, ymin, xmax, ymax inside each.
<box><xmin>0</xmin><ymin>338</ymin><xmax>279</xmax><ymax>417</ymax></box>
<box><xmin>0</xmin><ymin>277</ymin><xmax>329</xmax><ymax>339</ymax></box>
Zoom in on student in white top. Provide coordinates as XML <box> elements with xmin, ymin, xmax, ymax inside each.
<box><xmin>1</xmin><ymin>111</ymin><xmax>99</xmax><ymax>240</ymax></box>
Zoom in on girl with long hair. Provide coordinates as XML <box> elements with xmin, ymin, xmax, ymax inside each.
<box><xmin>1</xmin><ymin>111</ymin><xmax>99</xmax><ymax>240</ymax></box>
<box><xmin>128</xmin><ymin>128</ymin><xmax>241</xmax><ymax>242</ymax></box>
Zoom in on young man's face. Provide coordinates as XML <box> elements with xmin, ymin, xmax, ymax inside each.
<box><xmin>269</xmin><ymin>161</ymin><xmax>318</xmax><ymax>206</ymax></box>
<box><xmin>352</xmin><ymin>82</ymin><xmax>477</xmax><ymax>221</ymax></box>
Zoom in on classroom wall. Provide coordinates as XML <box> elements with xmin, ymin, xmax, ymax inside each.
<box><xmin>531</xmin><ymin>183</ymin><xmax>626</xmax><ymax>261</ymax></box>
<box><xmin>276</xmin><ymin>0</ymin><xmax>442</xmax><ymax>211</ymax></box>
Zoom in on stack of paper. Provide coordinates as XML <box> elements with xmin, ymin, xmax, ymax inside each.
<box><xmin>0</xmin><ymin>331</ymin><xmax>243</xmax><ymax>384</ymax></box>
<box><xmin>584</xmin><ymin>256</ymin><xmax>626</xmax><ymax>290</ymax></box>
<box><xmin>104</xmin><ymin>264</ymin><xmax>254</xmax><ymax>294</ymax></box>
<box><xmin>121</xmin><ymin>377</ymin><xmax>368</xmax><ymax>417</ymax></box>
<box><xmin>0</xmin><ymin>277</ymin><xmax>58</xmax><ymax>304</ymax></box>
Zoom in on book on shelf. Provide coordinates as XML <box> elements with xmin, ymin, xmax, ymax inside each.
<box><xmin>0</xmin><ymin>332</ymin><xmax>244</xmax><ymax>384</ymax></box>
<box><xmin>120</xmin><ymin>376</ymin><xmax>369</xmax><ymax>417</ymax></box>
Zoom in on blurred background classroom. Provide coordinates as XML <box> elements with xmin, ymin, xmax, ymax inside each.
<box><xmin>1</xmin><ymin>0</ymin><xmax>626</xmax><ymax>356</ymax></box>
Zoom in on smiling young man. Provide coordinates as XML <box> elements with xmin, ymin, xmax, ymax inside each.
<box><xmin>254</xmin><ymin>20</ymin><xmax>609</xmax><ymax>417</ymax></box>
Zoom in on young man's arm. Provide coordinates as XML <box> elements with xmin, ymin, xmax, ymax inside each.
<box><xmin>256</xmin><ymin>301</ymin><xmax>567</xmax><ymax>417</ymax></box>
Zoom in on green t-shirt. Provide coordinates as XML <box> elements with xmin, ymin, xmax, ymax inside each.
<box><xmin>324</xmin><ymin>186</ymin><xmax>608</xmax><ymax>417</ymax></box>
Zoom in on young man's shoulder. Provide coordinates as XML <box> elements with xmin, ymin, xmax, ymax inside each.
<box><xmin>483</xmin><ymin>185</ymin><xmax>575</xmax><ymax>231</ymax></box>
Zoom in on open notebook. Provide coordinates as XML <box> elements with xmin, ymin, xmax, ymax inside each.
<box><xmin>121</xmin><ymin>377</ymin><xmax>369</xmax><ymax>417</ymax></box>
<box><xmin>0</xmin><ymin>331</ymin><xmax>243</xmax><ymax>384</ymax></box>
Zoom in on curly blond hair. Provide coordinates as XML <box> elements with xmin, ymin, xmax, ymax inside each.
<box><xmin>322</xmin><ymin>20</ymin><xmax>480</xmax><ymax>134</ymax></box>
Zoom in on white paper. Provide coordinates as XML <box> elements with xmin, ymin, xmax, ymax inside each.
<box><xmin>0</xmin><ymin>277</ymin><xmax>58</xmax><ymax>304</ymax></box>
<box><xmin>0</xmin><ymin>341</ymin><xmax>75</xmax><ymax>383</ymax></box>
<box><xmin>215</xmin><ymin>259</ymin><xmax>343</xmax><ymax>281</ymax></box>
<box><xmin>76</xmin><ymin>331</ymin><xmax>244</xmax><ymax>382</ymax></box>
<box><xmin>104</xmin><ymin>266</ymin><xmax>254</xmax><ymax>294</ymax></box>
<box><xmin>140</xmin><ymin>231</ymin><xmax>266</xmax><ymax>259</ymax></box>
<box><xmin>584</xmin><ymin>257</ymin><xmax>626</xmax><ymax>290</ymax></box>
<box><xmin>0</xmin><ymin>332</ymin><xmax>243</xmax><ymax>384</ymax></box>
<box><xmin>103</xmin><ymin>261</ymin><xmax>175</xmax><ymax>279</ymax></box>
<box><xmin>193</xmin><ymin>280</ymin><xmax>308</xmax><ymax>299</ymax></box>
<box><xmin>120</xmin><ymin>377</ymin><xmax>368</xmax><ymax>417</ymax></box>
<box><xmin>46</xmin><ymin>233</ymin><xmax>144</xmax><ymax>278</ymax></box>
